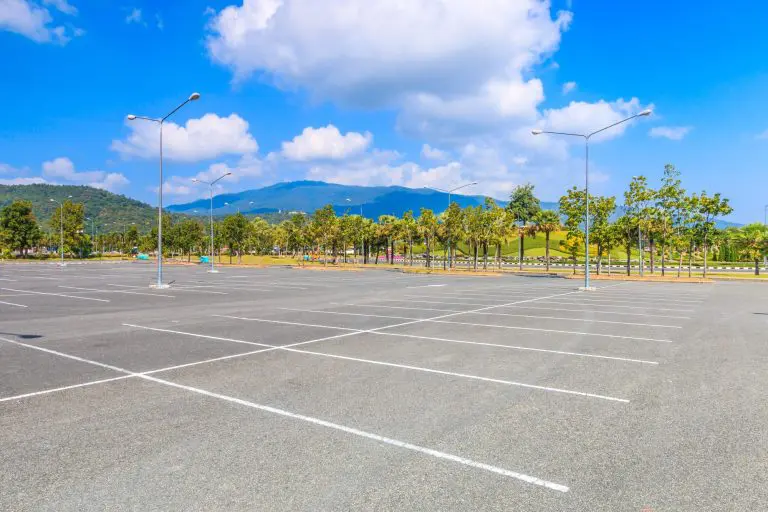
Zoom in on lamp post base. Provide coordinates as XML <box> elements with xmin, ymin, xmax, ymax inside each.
<box><xmin>150</xmin><ymin>283</ymin><xmax>171</xmax><ymax>290</ymax></box>
<box><xmin>578</xmin><ymin>286</ymin><xmax>597</xmax><ymax>292</ymax></box>
<box><xmin>207</xmin><ymin>269</ymin><xmax>220</xmax><ymax>273</ymax></box>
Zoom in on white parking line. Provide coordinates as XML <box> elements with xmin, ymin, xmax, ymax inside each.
<box><xmin>59</xmin><ymin>285</ymin><xmax>175</xmax><ymax>298</ymax></box>
<box><xmin>539</xmin><ymin>300</ymin><xmax>694</xmax><ymax>313</ymax></box>
<box><xmin>0</xmin><ymin>375</ymin><xmax>133</xmax><ymax>403</ymax></box>
<box><xmin>272</xmin><ymin>308</ymin><xmax>674</xmax><ymax>343</ymax></box>
<box><xmin>0</xmin><ymin>335</ymin><xmax>570</xmax><ymax>492</ymax></box>
<box><xmin>0</xmin><ymin>287</ymin><xmax>110</xmax><ymax>302</ymax></box>
<box><xmin>330</xmin><ymin>303</ymin><xmax>682</xmax><ymax>328</ymax></box>
<box><xmin>0</xmin><ymin>300</ymin><xmax>28</xmax><ymax>308</ymax></box>
<box><xmin>505</xmin><ymin>305</ymin><xmax>692</xmax><ymax>319</ymax></box>
<box><xmin>435</xmin><ymin>290</ymin><xmax>704</xmax><ymax>305</ymax></box>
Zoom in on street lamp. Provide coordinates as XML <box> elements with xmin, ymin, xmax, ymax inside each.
<box><xmin>127</xmin><ymin>92</ymin><xmax>201</xmax><ymax>288</ymax></box>
<box><xmin>192</xmin><ymin>172</ymin><xmax>232</xmax><ymax>273</ymax></box>
<box><xmin>49</xmin><ymin>195</ymin><xmax>72</xmax><ymax>265</ymax></box>
<box><xmin>532</xmin><ymin>108</ymin><xmax>652</xmax><ymax>290</ymax></box>
<box><xmin>424</xmin><ymin>182</ymin><xmax>477</xmax><ymax>269</ymax></box>
<box><xmin>85</xmin><ymin>217</ymin><xmax>95</xmax><ymax>258</ymax></box>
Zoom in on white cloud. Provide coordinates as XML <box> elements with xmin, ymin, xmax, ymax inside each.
<box><xmin>206</xmin><ymin>0</ymin><xmax>570</xmax><ymax>107</ymax></box>
<box><xmin>111</xmin><ymin>113</ymin><xmax>259</xmax><ymax>162</ymax></box>
<box><xmin>562</xmin><ymin>81</ymin><xmax>576</xmax><ymax>95</ymax></box>
<box><xmin>0</xmin><ymin>162</ymin><xmax>29</xmax><ymax>175</ymax></box>
<box><xmin>41</xmin><ymin>157</ymin><xmax>129</xmax><ymax>191</ymax></box>
<box><xmin>421</xmin><ymin>144</ymin><xmax>448</xmax><ymax>161</ymax></box>
<box><xmin>125</xmin><ymin>8</ymin><xmax>143</xmax><ymax>25</ymax></box>
<box><xmin>0</xmin><ymin>177</ymin><xmax>48</xmax><ymax>185</ymax></box>
<box><xmin>281</xmin><ymin>125</ymin><xmax>371</xmax><ymax>161</ymax></box>
<box><xmin>538</xmin><ymin>97</ymin><xmax>650</xmax><ymax>142</ymax></box>
<box><xmin>155</xmin><ymin>12</ymin><xmax>163</xmax><ymax>30</ymax></box>
<box><xmin>0</xmin><ymin>0</ymin><xmax>72</xmax><ymax>43</ymax></box>
<box><xmin>648</xmin><ymin>126</ymin><xmax>692</xmax><ymax>140</ymax></box>
<box><xmin>162</xmin><ymin>154</ymin><xmax>264</xmax><ymax>197</ymax></box>
<box><xmin>42</xmin><ymin>0</ymin><xmax>77</xmax><ymax>15</ymax></box>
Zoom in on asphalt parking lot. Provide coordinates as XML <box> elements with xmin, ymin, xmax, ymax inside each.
<box><xmin>1</xmin><ymin>261</ymin><xmax>767</xmax><ymax>511</ymax></box>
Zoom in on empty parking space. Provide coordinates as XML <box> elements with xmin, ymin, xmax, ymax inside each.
<box><xmin>1</xmin><ymin>261</ymin><xmax>766</xmax><ymax>510</ymax></box>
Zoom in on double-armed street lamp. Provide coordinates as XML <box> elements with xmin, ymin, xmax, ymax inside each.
<box><xmin>127</xmin><ymin>92</ymin><xmax>201</xmax><ymax>288</ymax></box>
<box><xmin>532</xmin><ymin>109</ymin><xmax>652</xmax><ymax>290</ymax></box>
<box><xmin>192</xmin><ymin>172</ymin><xmax>232</xmax><ymax>273</ymax></box>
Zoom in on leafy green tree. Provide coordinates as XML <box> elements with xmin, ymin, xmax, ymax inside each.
<box><xmin>694</xmin><ymin>192</ymin><xmax>733</xmax><ymax>277</ymax></box>
<box><xmin>441</xmin><ymin>202</ymin><xmax>464</xmax><ymax>269</ymax></box>
<box><xmin>532</xmin><ymin>210</ymin><xmax>561</xmax><ymax>271</ymax></box>
<box><xmin>734</xmin><ymin>224</ymin><xmax>768</xmax><ymax>275</ymax></box>
<box><xmin>50</xmin><ymin>200</ymin><xmax>86</xmax><ymax>258</ymax></box>
<box><xmin>0</xmin><ymin>200</ymin><xmax>42</xmax><ymax>257</ymax></box>
<box><xmin>417</xmin><ymin>208</ymin><xmax>438</xmax><ymax>268</ymax></box>
<box><xmin>249</xmin><ymin>217</ymin><xmax>274</xmax><ymax>255</ymax></box>
<box><xmin>624</xmin><ymin>176</ymin><xmax>655</xmax><ymax>273</ymax></box>
<box><xmin>655</xmin><ymin>164</ymin><xmax>686</xmax><ymax>276</ymax></box>
<box><xmin>170</xmin><ymin>218</ymin><xmax>205</xmax><ymax>262</ymax></box>
<box><xmin>221</xmin><ymin>213</ymin><xmax>251</xmax><ymax>264</ymax></box>
<box><xmin>310</xmin><ymin>205</ymin><xmax>338</xmax><ymax>266</ymax></box>
<box><xmin>401</xmin><ymin>210</ymin><xmax>419</xmax><ymax>266</ymax></box>
<box><xmin>507</xmin><ymin>183</ymin><xmax>541</xmax><ymax>269</ymax></box>
<box><xmin>589</xmin><ymin>196</ymin><xmax>616</xmax><ymax>274</ymax></box>
<box><xmin>615</xmin><ymin>215</ymin><xmax>637</xmax><ymax>275</ymax></box>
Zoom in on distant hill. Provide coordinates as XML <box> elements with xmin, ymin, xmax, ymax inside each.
<box><xmin>169</xmin><ymin>180</ymin><xmax>560</xmax><ymax>219</ymax></box>
<box><xmin>0</xmin><ymin>184</ymin><xmax>158</xmax><ymax>231</ymax></box>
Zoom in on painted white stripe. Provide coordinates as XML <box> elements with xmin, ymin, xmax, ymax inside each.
<box><xmin>59</xmin><ymin>285</ymin><xmax>175</xmax><ymax>298</ymax></box>
<box><xmin>214</xmin><ymin>315</ymin><xmax>362</xmax><ymax>332</ymax></box>
<box><xmin>329</xmin><ymin>303</ymin><xmax>682</xmax><ymax>329</ymax></box>
<box><xmin>0</xmin><ymin>300</ymin><xmax>28</xmax><ymax>308</ymax></box>
<box><xmin>540</xmin><ymin>300</ymin><xmax>694</xmax><ymax>313</ymax></box>
<box><xmin>124</xmin><ymin>324</ymin><xmax>628</xmax><ymax>401</ymax></box>
<box><xmin>0</xmin><ymin>334</ymin><xmax>569</xmax><ymax>492</ymax></box>
<box><xmin>435</xmin><ymin>290</ymin><xmax>703</xmax><ymax>305</ymax></box>
<box><xmin>0</xmin><ymin>287</ymin><xmax>110</xmax><ymax>302</ymax></box>
<box><xmin>377</xmin><ymin>332</ymin><xmax>659</xmax><ymax>365</ymax></box>
<box><xmin>506</xmin><ymin>305</ymin><xmax>691</xmax><ymax>319</ymax></box>
<box><xmin>0</xmin><ymin>375</ymin><xmax>133</xmax><ymax>403</ymax></box>
<box><xmin>273</xmin><ymin>308</ymin><xmax>673</xmax><ymax>343</ymax></box>
<box><xmin>406</xmin><ymin>284</ymin><xmax>447</xmax><ymax>289</ymax></box>
<box><xmin>0</xmin><ymin>277</ymin><xmax>17</xmax><ymax>282</ymax></box>
<box><xmin>109</xmin><ymin>283</ymin><xmax>228</xmax><ymax>295</ymax></box>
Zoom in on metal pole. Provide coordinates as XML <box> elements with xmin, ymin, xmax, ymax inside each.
<box><xmin>59</xmin><ymin>203</ymin><xmax>64</xmax><ymax>265</ymax></box>
<box><xmin>638</xmin><ymin>220</ymin><xmax>643</xmax><ymax>276</ymax></box>
<box><xmin>447</xmin><ymin>192</ymin><xmax>451</xmax><ymax>270</ymax></box>
<box><xmin>584</xmin><ymin>138</ymin><xmax>590</xmax><ymax>289</ymax></box>
<box><xmin>157</xmin><ymin>122</ymin><xmax>164</xmax><ymax>287</ymax></box>
<box><xmin>361</xmin><ymin>205</ymin><xmax>365</xmax><ymax>265</ymax></box>
<box><xmin>210</xmin><ymin>185</ymin><xmax>215</xmax><ymax>273</ymax></box>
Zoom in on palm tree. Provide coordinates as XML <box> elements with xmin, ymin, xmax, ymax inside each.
<box><xmin>532</xmin><ymin>210</ymin><xmax>560</xmax><ymax>272</ymax></box>
<box><xmin>735</xmin><ymin>223</ymin><xmax>768</xmax><ymax>275</ymax></box>
<box><xmin>417</xmin><ymin>208</ymin><xmax>438</xmax><ymax>268</ymax></box>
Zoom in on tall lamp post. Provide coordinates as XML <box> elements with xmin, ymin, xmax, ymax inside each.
<box><xmin>532</xmin><ymin>109</ymin><xmax>652</xmax><ymax>290</ymax></box>
<box><xmin>49</xmin><ymin>195</ymin><xmax>72</xmax><ymax>265</ymax></box>
<box><xmin>85</xmin><ymin>216</ymin><xmax>95</xmax><ymax>258</ymax></box>
<box><xmin>424</xmin><ymin>182</ymin><xmax>477</xmax><ymax>269</ymax></box>
<box><xmin>192</xmin><ymin>172</ymin><xmax>232</xmax><ymax>273</ymax></box>
<box><xmin>127</xmin><ymin>92</ymin><xmax>201</xmax><ymax>288</ymax></box>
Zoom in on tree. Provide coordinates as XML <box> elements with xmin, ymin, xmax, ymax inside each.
<box><xmin>624</xmin><ymin>176</ymin><xmax>655</xmax><ymax>273</ymax></box>
<box><xmin>532</xmin><ymin>210</ymin><xmax>560</xmax><ymax>271</ymax></box>
<box><xmin>0</xmin><ymin>200</ymin><xmax>42</xmax><ymax>257</ymax></box>
<box><xmin>589</xmin><ymin>196</ymin><xmax>617</xmax><ymax>274</ymax></box>
<box><xmin>655</xmin><ymin>164</ymin><xmax>685</xmax><ymax>276</ymax></box>
<box><xmin>221</xmin><ymin>213</ymin><xmax>251</xmax><ymax>264</ymax></box>
<box><xmin>442</xmin><ymin>202</ymin><xmax>465</xmax><ymax>269</ymax></box>
<box><xmin>615</xmin><ymin>215</ymin><xmax>636</xmax><ymax>275</ymax></box>
<box><xmin>401</xmin><ymin>210</ymin><xmax>419</xmax><ymax>266</ymax></box>
<box><xmin>310</xmin><ymin>205</ymin><xmax>338</xmax><ymax>266</ymax></box>
<box><xmin>50</xmin><ymin>200</ymin><xmax>86</xmax><ymax>258</ymax></box>
<box><xmin>170</xmin><ymin>218</ymin><xmax>205</xmax><ymax>262</ymax></box>
<box><xmin>417</xmin><ymin>208</ymin><xmax>438</xmax><ymax>268</ymax></box>
<box><xmin>507</xmin><ymin>183</ymin><xmax>541</xmax><ymax>269</ymax></box>
<box><xmin>559</xmin><ymin>187</ymin><xmax>587</xmax><ymax>271</ymax></box>
<box><xmin>694</xmin><ymin>192</ymin><xmax>733</xmax><ymax>277</ymax></box>
<box><xmin>249</xmin><ymin>217</ymin><xmax>274</xmax><ymax>255</ymax></box>
<box><xmin>735</xmin><ymin>224</ymin><xmax>768</xmax><ymax>275</ymax></box>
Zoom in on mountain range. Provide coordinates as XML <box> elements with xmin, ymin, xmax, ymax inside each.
<box><xmin>167</xmin><ymin>180</ymin><xmax>559</xmax><ymax>218</ymax></box>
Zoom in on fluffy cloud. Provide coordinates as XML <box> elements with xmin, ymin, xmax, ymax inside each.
<box><xmin>206</xmin><ymin>1</ymin><xmax>570</xmax><ymax>103</ymax></box>
<box><xmin>648</xmin><ymin>126</ymin><xmax>692</xmax><ymax>140</ymax></box>
<box><xmin>111</xmin><ymin>113</ymin><xmax>258</xmax><ymax>162</ymax></box>
<box><xmin>41</xmin><ymin>157</ymin><xmax>129</xmax><ymax>191</ymax></box>
<box><xmin>125</xmin><ymin>8</ymin><xmax>143</xmax><ymax>25</ymax></box>
<box><xmin>43</xmin><ymin>0</ymin><xmax>77</xmax><ymax>15</ymax></box>
<box><xmin>0</xmin><ymin>177</ymin><xmax>48</xmax><ymax>185</ymax></box>
<box><xmin>538</xmin><ymin>97</ymin><xmax>650</xmax><ymax>142</ymax></box>
<box><xmin>281</xmin><ymin>125</ymin><xmax>371</xmax><ymax>161</ymax></box>
<box><xmin>562</xmin><ymin>81</ymin><xmax>577</xmax><ymax>94</ymax></box>
<box><xmin>161</xmin><ymin>154</ymin><xmax>263</xmax><ymax>197</ymax></box>
<box><xmin>421</xmin><ymin>144</ymin><xmax>448</xmax><ymax>161</ymax></box>
<box><xmin>0</xmin><ymin>0</ymin><xmax>75</xmax><ymax>43</ymax></box>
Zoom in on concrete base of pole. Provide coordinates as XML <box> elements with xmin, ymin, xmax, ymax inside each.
<box><xmin>578</xmin><ymin>286</ymin><xmax>597</xmax><ymax>292</ymax></box>
<box><xmin>150</xmin><ymin>283</ymin><xmax>171</xmax><ymax>289</ymax></box>
<box><xmin>207</xmin><ymin>269</ymin><xmax>220</xmax><ymax>273</ymax></box>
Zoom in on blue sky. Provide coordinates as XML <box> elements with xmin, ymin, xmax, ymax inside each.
<box><xmin>1</xmin><ymin>0</ymin><xmax>767</xmax><ymax>223</ymax></box>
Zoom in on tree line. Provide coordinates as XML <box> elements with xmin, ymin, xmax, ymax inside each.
<box><xmin>2</xmin><ymin>164</ymin><xmax>767</xmax><ymax>275</ymax></box>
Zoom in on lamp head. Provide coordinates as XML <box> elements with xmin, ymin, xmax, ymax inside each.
<box><xmin>191</xmin><ymin>178</ymin><xmax>199</xmax><ymax>183</ymax></box>
<box><xmin>127</xmin><ymin>114</ymin><xmax>136</xmax><ymax>121</ymax></box>
<box><xmin>531</xmin><ymin>129</ymin><xmax>543</xmax><ymax>135</ymax></box>
<box><xmin>49</xmin><ymin>198</ymin><xmax>54</xmax><ymax>202</ymax></box>
<box><xmin>189</xmin><ymin>92</ymin><xmax>201</xmax><ymax>101</ymax></box>
<box><xmin>638</xmin><ymin>109</ymin><xmax>652</xmax><ymax>117</ymax></box>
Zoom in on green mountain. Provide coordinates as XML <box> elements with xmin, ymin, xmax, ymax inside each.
<box><xmin>0</xmin><ymin>184</ymin><xmax>158</xmax><ymax>232</ymax></box>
